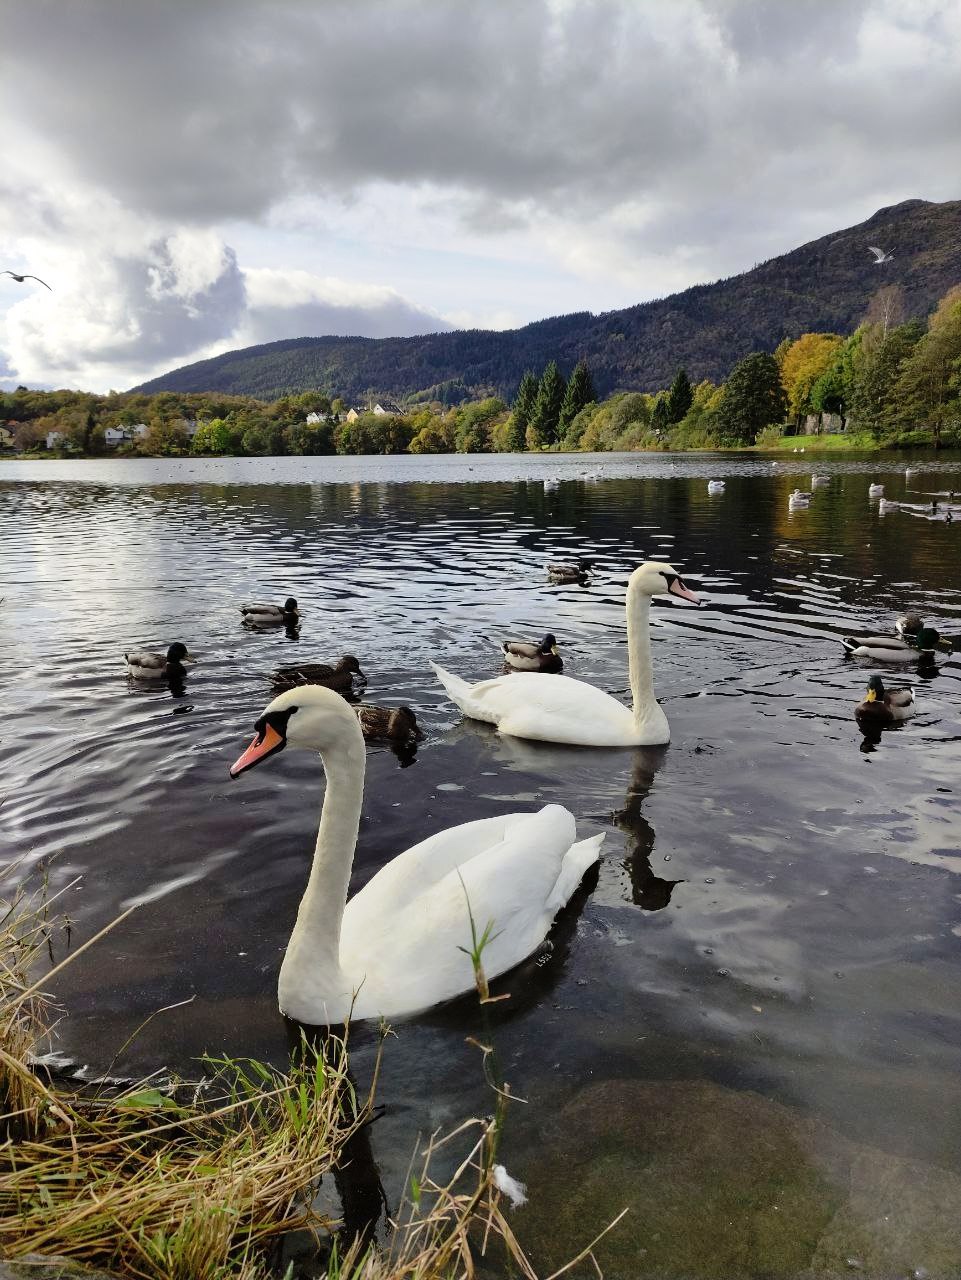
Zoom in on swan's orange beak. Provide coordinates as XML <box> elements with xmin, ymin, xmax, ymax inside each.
<box><xmin>669</xmin><ymin>576</ymin><xmax>700</xmax><ymax>605</ymax></box>
<box><xmin>230</xmin><ymin>723</ymin><xmax>285</xmax><ymax>778</ymax></box>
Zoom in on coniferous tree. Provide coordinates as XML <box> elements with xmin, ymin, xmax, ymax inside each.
<box><xmin>650</xmin><ymin>395</ymin><xmax>671</xmax><ymax>434</ymax></box>
<box><xmin>714</xmin><ymin>352</ymin><xmax>787</xmax><ymax>445</ymax></box>
<box><xmin>508</xmin><ymin>369</ymin><xmax>537</xmax><ymax>451</ymax></box>
<box><xmin>527</xmin><ymin>361</ymin><xmax>565</xmax><ymax>448</ymax></box>
<box><xmin>666</xmin><ymin>368</ymin><xmax>693</xmax><ymax>423</ymax></box>
<box><xmin>558</xmin><ymin>360</ymin><xmax>597</xmax><ymax>435</ymax></box>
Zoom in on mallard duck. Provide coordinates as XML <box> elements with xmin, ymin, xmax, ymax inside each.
<box><xmin>240</xmin><ymin>597</ymin><xmax>299</xmax><ymax>625</ymax></box>
<box><xmin>547</xmin><ymin>558</ymin><xmax>592</xmax><ymax>584</ymax></box>
<box><xmin>868</xmin><ymin>483</ymin><xmax>884</xmax><ymax>498</ymax></box>
<box><xmin>896</xmin><ymin>612</ymin><xmax>923</xmax><ymax>638</ymax></box>
<box><xmin>354</xmin><ymin>703</ymin><xmax>423</xmax><ymax>744</ymax></box>
<box><xmin>269</xmin><ymin>655</ymin><xmax>366</xmax><ymax>696</ymax></box>
<box><xmin>124</xmin><ymin>643</ymin><xmax>193</xmax><ymax>680</ymax></box>
<box><xmin>502</xmin><ymin>634</ymin><xmax>563</xmax><ymax>673</ymax></box>
<box><xmin>707</xmin><ymin>480</ymin><xmax>725</xmax><ymax>494</ymax></box>
<box><xmin>841</xmin><ymin>624</ymin><xmax>948</xmax><ymax>661</ymax></box>
<box><xmin>855</xmin><ymin>675</ymin><xmax>915</xmax><ymax>727</ymax></box>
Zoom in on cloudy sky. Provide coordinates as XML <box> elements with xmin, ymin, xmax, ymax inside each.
<box><xmin>2</xmin><ymin>0</ymin><xmax>959</xmax><ymax>392</ymax></box>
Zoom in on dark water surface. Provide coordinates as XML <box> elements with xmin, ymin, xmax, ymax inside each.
<box><xmin>2</xmin><ymin>451</ymin><xmax>961</xmax><ymax>1277</ymax></box>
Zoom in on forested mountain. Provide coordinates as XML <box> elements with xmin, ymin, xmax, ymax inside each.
<box><xmin>134</xmin><ymin>199</ymin><xmax>961</xmax><ymax>402</ymax></box>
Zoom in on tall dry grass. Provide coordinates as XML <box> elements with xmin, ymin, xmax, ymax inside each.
<box><xmin>0</xmin><ymin>868</ymin><xmax>622</xmax><ymax>1279</ymax></box>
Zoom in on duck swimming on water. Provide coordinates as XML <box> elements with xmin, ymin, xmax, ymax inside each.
<box><xmin>241</xmin><ymin>597</ymin><xmax>299</xmax><ymax>625</ymax></box>
<box><xmin>502</xmin><ymin>634</ymin><xmax>563</xmax><ymax>672</ymax></box>
<box><xmin>270</xmin><ymin>655</ymin><xmax>366</xmax><ymax>696</ymax></box>
<box><xmin>124</xmin><ymin>643</ymin><xmax>193</xmax><ymax>681</ymax></box>
<box><xmin>855</xmin><ymin>675</ymin><xmax>915</xmax><ymax>728</ymax></box>
<box><xmin>547</xmin><ymin>559</ymin><xmax>592</xmax><ymax>584</ymax></box>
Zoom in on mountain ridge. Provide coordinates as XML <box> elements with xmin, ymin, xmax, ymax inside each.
<box><xmin>132</xmin><ymin>198</ymin><xmax>961</xmax><ymax>401</ymax></box>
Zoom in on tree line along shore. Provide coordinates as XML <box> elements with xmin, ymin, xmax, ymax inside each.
<box><xmin>4</xmin><ymin>282</ymin><xmax>960</xmax><ymax>459</ymax></box>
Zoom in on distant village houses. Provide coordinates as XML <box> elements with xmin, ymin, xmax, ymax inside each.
<box><xmin>343</xmin><ymin>399</ymin><xmax>405</xmax><ymax>422</ymax></box>
<box><xmin>0</xmin><ymin>425</ymin><xmax>14</xmax><ymax>450</ymax></box>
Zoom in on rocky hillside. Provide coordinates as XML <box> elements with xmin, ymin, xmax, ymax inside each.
<box><xmin>133</xmin><ymin>198</ymin><xmax>961</xmax><ymax>401</ymax></box>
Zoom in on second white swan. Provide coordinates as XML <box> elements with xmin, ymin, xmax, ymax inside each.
<box><xmin>230</xmin><ymin>685</ymin><xmax>603</xmax><ymax>1025</ymax></box>
<box><xmin>431</xmin><ymin>561</ymin><xmax>699</xmax><ymax>746</ymax></box>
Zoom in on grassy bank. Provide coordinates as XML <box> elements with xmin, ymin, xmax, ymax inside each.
<box><xmin>759</xmin><ymin>431</ymin><xmax>877</xmax><ymax>451</ymax></box>
<box><xmin>0</xmin><ymin>873</ymin><xmax>613</xmax><ymax>1279</ymax></box>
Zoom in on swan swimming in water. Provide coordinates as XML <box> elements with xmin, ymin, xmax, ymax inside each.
<box><xmin>431</xmin><ymin>561</ymin><xmax>700</xmax><ymax>746</ymax></box>
<box><xmin>229</xmin><ymin>685</ymin><xmax>603</xmax><ymax>1024</ymax></box>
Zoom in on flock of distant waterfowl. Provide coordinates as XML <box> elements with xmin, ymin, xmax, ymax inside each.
<box><xmin>119</xmin><ymin>537</ymin><xmax>950</xmax><ymax>1026</ymax></box>
<box><xmin>707</xmin><ymin>467</ymin><xmax>959</xmax><ymax>520</ymax></box>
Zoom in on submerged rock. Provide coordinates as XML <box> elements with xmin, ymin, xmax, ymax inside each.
<box><xmin>513</xmin><ymin>1078</ymin><xmax>961</xmax><ymax>1279</ymax></box>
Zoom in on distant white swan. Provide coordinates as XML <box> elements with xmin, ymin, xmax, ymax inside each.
<box><xmin>230</xmin><ymin>686</ymin><xmax>603</xmax><ymax>1024</ymax></box>
<box><xmin>431</xmin><ymin>561</ymin><xmax>699</xmax><ymax>747</ymax></box>
<box><xmin>868</xmin><ymin>483</ymin><xmax>884</xmax><ymax>498</ymax></box>
<box><xmin>707</xmin><ymin>479</ymin><xmax>725</xmax><ymax>494</ymax></box>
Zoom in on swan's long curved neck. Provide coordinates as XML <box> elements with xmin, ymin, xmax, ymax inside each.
<box><xmin>285</xmin><ymin>735</ymin><xmax>366</xmax><ymax>980</ymax></box>
<box><xmin>626</xmin><ymin>588</ymin><xmax>657</xmax><ymax>728</ymax></box>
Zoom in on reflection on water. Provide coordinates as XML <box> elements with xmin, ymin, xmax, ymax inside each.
<box><xmin>2</xmin><ymin>450</ymin><xmax>961</xmax><ymax>1276</ymax></box>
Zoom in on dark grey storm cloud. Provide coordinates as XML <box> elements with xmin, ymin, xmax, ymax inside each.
<box><xmin>5</xmin><ymin>0</ymin><xmax>959</xmax><ymax>232</ymax></box>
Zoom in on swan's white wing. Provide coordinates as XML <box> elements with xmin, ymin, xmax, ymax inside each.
<box><xmin>867</xmin><ymin>245</ymin><xmax>884</xmax><ymax>259</ymax></box>
<box><xmin>341</xmin><ymin>805</ymin><xmax>603</xmax><ymax>1018</ymax></box>
<box><xmin>431</xmin><ymin>664</ymin><xmax>638</xmax><ymax>745</ymax></box>
<box><xmin>348</xmin><ymin>811</ymin><xmax>549</xmax><ymax>917</ymax></box>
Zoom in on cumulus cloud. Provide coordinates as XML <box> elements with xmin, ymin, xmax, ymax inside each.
<box><xmin>239</xmin><ymin>269</ymin><xmax>453</xmax><ymax>344</ymax></box>
<box><xmin>1</xmin><ymin>0</ymin><xmax>959</xmax><ymax>388</ymax></box>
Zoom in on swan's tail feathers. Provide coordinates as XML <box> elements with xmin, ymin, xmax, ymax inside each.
<box><xmin>430</xmin><ymin>660</ymin><xmax>475</xmax><ymax>709</ymax></box>
<box><xmin>840</xmin><ymin>637</ymin><xmax>859</xmax><ymax>653</ymax></box>
<box><xmin>548</xmin><ymin>833</ymin><xmax>605</xmax><ymax>911</ymax></box>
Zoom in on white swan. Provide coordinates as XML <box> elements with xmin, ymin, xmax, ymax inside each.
<box><xmin>431</xmin><ymin>561</ymin><xmax>699</xmax><ymax>747</ymax></box>
<box><xmin>707</xmin><ymin>479</ymin><xmax>725</xmax><ymax>494</ymax></box>
<box><xmin>868</xmin><ymin>483</ymin><xmax>884</xmax><ymax>499</ymax></box>
<box><xmin>229</xmin><ymin>686</ymin><xmax>604</xmax><ymax>1025</ymax></box>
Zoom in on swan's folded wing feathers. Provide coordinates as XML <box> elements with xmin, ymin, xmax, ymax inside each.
<box><xmin>341</xmin><ymin>806</ymin><xmax>591</xmax><ymax>1016</ymax></box>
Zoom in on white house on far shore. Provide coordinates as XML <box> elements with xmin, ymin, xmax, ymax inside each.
<box><xmin>46</xmin><ymin>429</ymin><xmax>66</xmax><ymax>449</ymax></box>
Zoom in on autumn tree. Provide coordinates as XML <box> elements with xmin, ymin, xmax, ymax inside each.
<box><xmin>810</xmin><ymin>331</ymin><xmax>862</xmax><ymax>428</ymax></box>
<box><xmin>779</xmin><ymin>333</ymin><xmax>844</xmax><ymax>428</ymax></box>
<box><xmin>714</xmin><ymin>352</ymin><xmax>787</xmax><ymax>445</ymax></box>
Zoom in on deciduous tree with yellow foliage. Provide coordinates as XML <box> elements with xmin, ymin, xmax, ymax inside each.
<box><xmin>778</xmin><ymin>333</ymin><xmax>844</xmax><ymax>429</ymax></box>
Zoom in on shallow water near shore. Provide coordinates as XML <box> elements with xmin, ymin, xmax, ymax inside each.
<box><xmin>2</xmin><ymin>450</ymin><xmax>961</xmax><ymax>1277</ymax></box>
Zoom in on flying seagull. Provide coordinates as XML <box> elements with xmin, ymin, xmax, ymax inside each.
<box><xmin>867</xmin><ymin>246</ymin><xmax>893</xmax><ymax>264</ymax></box>
<box><xmin>2</xmin><ymin>269</ymin><xmax>52</xmax><ymax>290</ymax></box>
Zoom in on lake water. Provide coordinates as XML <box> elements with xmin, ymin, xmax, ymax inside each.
<box><xmin>2</xmin><ymin>450</ymin><xmax>961</xmax><ymax>1277</ymax></box>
